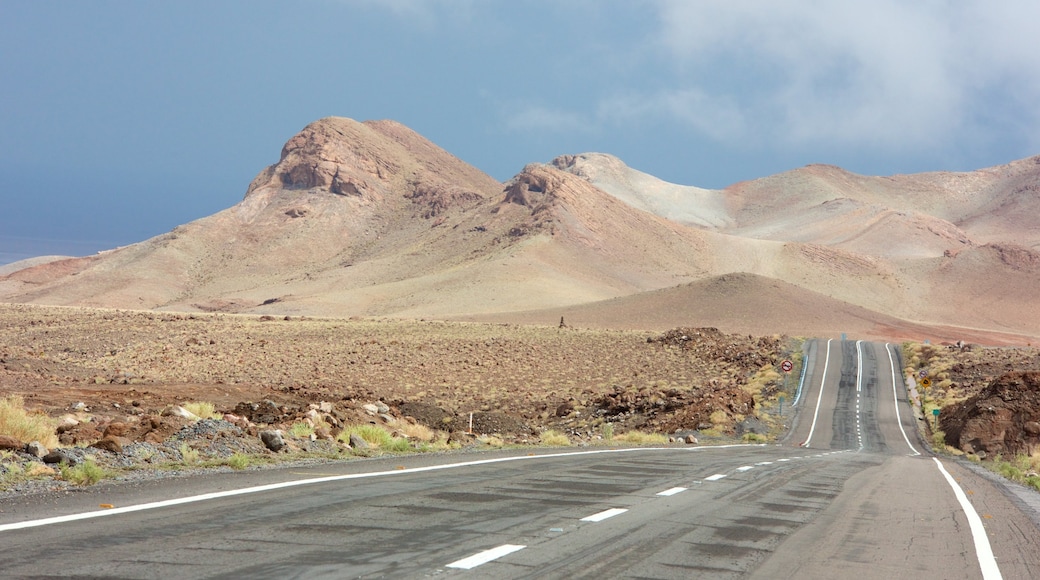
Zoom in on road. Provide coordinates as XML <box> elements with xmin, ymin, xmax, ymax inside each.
<box><xmin>1</xmin><ymin>339</ymin><xmax>1039</xmax><ymax>578</ymax></box>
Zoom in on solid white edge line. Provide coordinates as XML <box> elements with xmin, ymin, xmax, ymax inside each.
<box><xmin>656</xmin><ymin>487</ymin><xmax>687</xmax><ymax>496</ymax></box>
<box><xmin>446</xmin><ymin>544</ymin><xmax>526</xmax><ymax>569</ymax></box>
<box><xmin>0</xmin><ymin>444</ymin><xmax>762</xmax><ymax>533</ymax></box>
<box><xmin>856</xmin><ymin>340</ymin><xmax>863</xmax><ymax>393</ymax></box>
<box><xmin>581</xmin><ymin>508</ymin><xmax>628</xmax><ymax>522</ymax></box>
<box><xmin>932</xmin><ymin>458</ymin><xmax>1002</xmax><ymax>580</ymax></box>
<box><xmin>886</xmin><ymin>342</ymin><xmax>921</xmax><ymax>455</ymax></box>
<box><xmin>803</xmin><ymin>338</ymin><xmax>833</xmax><ymax>447</ymax></box>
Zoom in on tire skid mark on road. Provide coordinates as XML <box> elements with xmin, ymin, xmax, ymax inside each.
<box><xmin>440</xmin><ymin>449</ymin><xmax>854</xmax><ymax>574</ymax></box>
<box><xmin>0</xmin><ymin>444</ymin><xmax>764</xmax><ymax>533</ymax></box>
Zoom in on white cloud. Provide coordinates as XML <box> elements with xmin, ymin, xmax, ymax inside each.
<box><xmin>647</xmin><ymin>0</ymin><xmax>1040</xmax><ymax>150</ymax></box>
<box><xmin>597</xmin><ymin>90</ymin><xmax>746</xmax><ymax>143</ymax></box>
<box><xmin>504</xmin><ymin>104</ymin><xmax>590</xmax><ymax>134</ymax></box>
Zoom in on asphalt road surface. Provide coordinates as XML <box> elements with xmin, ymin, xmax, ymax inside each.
<box><xmin>2</xmin><ymin>339</ymin><xmax>1039</xmax><ymax>579</ymax></box>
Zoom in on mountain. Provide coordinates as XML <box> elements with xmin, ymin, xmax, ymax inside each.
<box><xmin>1</xmin><ymin>117</ymin><xmax>1038</xmax><ymax>343</ymax></box>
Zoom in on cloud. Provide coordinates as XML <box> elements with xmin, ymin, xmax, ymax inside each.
<box><xmin>503</xmin><ymin>104</ymin><xmax>590</xmax><ymax>134</ymax></box>
<box><xmin>647</xmin><ymin>0</ymin><xmax>1040</xmax><ymax>151</ymax></box>
<box><xmin>597</xmin><ymin>90</ymin><xmax>746</xmax><ymax>143</ymax></box>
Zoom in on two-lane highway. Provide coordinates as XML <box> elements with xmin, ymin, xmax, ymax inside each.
<box><xmin>1</xmin><ymin>338</ymin><xmax>1038</xmax><ymax>578</ymax></box>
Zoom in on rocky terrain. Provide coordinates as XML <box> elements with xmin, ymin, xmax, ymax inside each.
<box><xmin>1</xmin><ymin>116</ymin><xmax>1039</xmax><ymax>494</ymax></box>
<box><xmin>0</xmin><ymin>303</ymin><xmax>798</xmax><ymax>495</ymax></box>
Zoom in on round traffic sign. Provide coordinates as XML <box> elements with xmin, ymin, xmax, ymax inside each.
<box><xmin>780</xmin><ymin>360</ymin><xmax>794</xmax><ymax>373</ymax></box>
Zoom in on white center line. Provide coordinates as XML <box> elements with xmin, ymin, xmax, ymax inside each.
<box><xmin>447</xmin><ymin>544</ymin><xmax>526</xmax><ymax>570</ymax></box>
<box><xmin>581</xmin><ymin>508</ymin><xmax>628</xmax><ymax>522</ymax></box>
<box><xmin>705</xmin><ymin>473</ymin><xmax>728</xmax><ymax>481</ymax></box>
<box><xmin>656</xmin><ymin>487</ymin><xmax>687</xmax><ymax>496</ymax></box>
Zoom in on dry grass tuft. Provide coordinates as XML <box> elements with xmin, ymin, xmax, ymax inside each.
<box><xmin>0</xmin><ymin>396</ymin><xmax>59</xmax><ymax>448</ymax></box>
<box><xmin>617</xmin><ymin>430</ymin><xmax>669</xmax><ymax>445</ymax></box>
<box><xmin>539</xmin><ymin>429</ymin><xmax>570</xmax><ymax>446</ymax></box>
<box><xmin>182</xmin><ymin>401</ymin><xmax>221</xmax><ymax>420</ymax></box>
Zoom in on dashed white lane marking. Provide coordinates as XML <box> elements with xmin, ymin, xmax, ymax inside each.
<box><xmin>932</xmin><ymin>458</ymin><xmax>1002</xmax><ymax>580</ymax></box>
<box><xmin>581</xmin><ymin>508</ymin><xmax>628</xmax><ymax>522</ymax></box>
<box><xmin>735</xmin><ymin>466</ymin><xmax>754</xmax><ymax>472</ymax></box>
<box><xmin>446</xmin><ymin>544</ymin><xmax>526</xmax><ymax>570</ymax></box>
<box><xmin>755</xmin><ymin>461</ymin><xmax>773</xmax><ymax>466</ymax></box>
<box><xmin>656</xmin><ymin>487</ymin><xmax>687</xmax><ymax>496</ymax></box>
<box><xmin>0</xmin><ymin>444</ymin><xmax>763</xmax><ymax>533</ymax></box>
<box><xmin>705</xmin><ymin>474</ymin><xmax>728</xmax><ymax>481</ymax></box>
<box><xmin>777</xmin><ymin>458</ymin><xmax>791</xmax><ymax>462</ymax></box>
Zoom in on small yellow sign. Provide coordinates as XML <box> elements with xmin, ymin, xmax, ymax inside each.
<box><xmin>920</xmin><ymin>377</ymin><xmax>932</xmax><ymax>389</ymax></box>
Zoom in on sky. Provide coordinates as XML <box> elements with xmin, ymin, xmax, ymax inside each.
<box><xmin>3</xmin><ymin>1</ymin><xmax>1039</xmax><ymax>265</ymax></box>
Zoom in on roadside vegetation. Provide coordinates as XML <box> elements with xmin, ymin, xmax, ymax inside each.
<box><xmin>0</xmin><ymin>396</ymin><xmax>59</xmax><ymax>448</ymax></box>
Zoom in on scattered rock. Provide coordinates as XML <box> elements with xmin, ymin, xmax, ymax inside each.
<box><xmin>259</xmin><ymin>429</ymin><xmax>286</xmax><ymax>452</ymax></box>
<box><xmin>684</xmin><ymin>434</ymin><xmax>699</xmax><ymax>445</ymax></box>
<box><xmin>362</xmin><ymin>404</ymin><xmax>379</xmax><ymax>416</ymax></box>
<box><xmin>162</xmin><ymin>406</ymin><xmax>200</xmax><ymax>421</ymax></box>
<box><xmin>42</xmin><ymin>450</ymin><xmax>77</xmax><ymax>466</ymax></box>
<box><xmin>103</xmin><ymin>422</ymin><xmax>132</xmax><ymax>438</ymax></box>
<box><xmin>348</xmin><ymin>433</ymin><xmax>370</xmax><ymax>449</ymax></box>
<box><xmin>0</xmin><ymin>435</ymin><xmax>24</xmax><ymax>451</ymax></box>
<box><xmin>235</xmin><ymin>400</ymin><xmax>282</xmax><ymax>425</ymax></box>
<box><xmin>24</xmin><ymin>441</ymin><xmax>48</xmax><ymax>457</ymax></box>
<box><xmin>91</xmin><ymin>436</ymin><xmax>128</xmax><ymax>454</ymax></box>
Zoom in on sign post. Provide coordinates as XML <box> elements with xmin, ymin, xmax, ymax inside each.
<box><xmin>932</xmin><ymin>408</ymin><xmax>940</xmax><ymax>429</ymax></box>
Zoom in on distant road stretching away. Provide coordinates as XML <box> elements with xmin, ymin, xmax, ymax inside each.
<box><xmin>1</xmin><ymin>339</ymin><xmax>1039</xmax><ymax>578</ymax></box>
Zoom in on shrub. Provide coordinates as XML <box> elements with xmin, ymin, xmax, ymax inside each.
<box><xmin>477</xmin><ymin>435</ymin><xmax>504</xmax><ymax>447</ymax></box>
<box><xmin>178</xmin><ymin>442</ymin><xmax>200</xmax><ymax>465</ymax></box>
<box><xmin>743</xmin><ymin>432</ymin><xmax>768</xmax><ymax>443</ymax></box>
<box><xmin>396</xmin><ymin>422</ymin><xmax>436</xmax><ymax>442</ymax></box>
<box><xmin>0</xmin><ymin>396</ymin><xmax>59</xmax><ymax>448</ymax></box>
<box><xmin>289</xmin><ymin>422</ymin><xmax>315</xmax><ymax>438</ymax></box>
<box><xmin>60</xmin><ymin>459</ymin><xmax>109</xmax><ymax>486</ymax></box>
<box><xmin>600</xmin><ymin>423</ymin><xmax>614</xmax><ymax>442</ymax></box>
<box><xmin>182</xmin><ymin>401</ymin><xmax>221</xmax><ymax>420</ymax></box>
<box><xmin>338</xmin><ymin>424</ymin><xmax>412</xmax><ymax>452</ymax></box>
<box><xmin>224</xmin><ymin>453</ymin><xmax>251</xmax><ymax>470</ymax></box>
<box><xmin>539</xmin><ymin>430</ymin><xmax>570</xmax><ymax>446</ymax></box>
<box><xmin>617</xmin><ymin>431</ymin><xmax>668</xmax><ymax>444</ymax></box>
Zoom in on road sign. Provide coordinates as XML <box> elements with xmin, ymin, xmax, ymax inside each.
<box><xmin>920</xmin><ymin>377</ymin><xmax>932</xmax><ymax>389</ymax></box>
<box><xmin>780</xmin><ymin>360</ymin><xmax>794</xmax><ymax>373</ymax></box>
<box><xmin>932</xmin><ymin>409</ymin><xmax>940</xmax><ymax>416</ymax></box>
<box><xmin>919</xmin><ymin>369</ymin><xmax>929</xmax><ymax>378</ymax></box>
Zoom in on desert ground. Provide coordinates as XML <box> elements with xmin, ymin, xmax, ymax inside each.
<box><xmin>2</xmin><ymin>301</ymin><xmax>1039</xmax><ymax>496</ymax></box>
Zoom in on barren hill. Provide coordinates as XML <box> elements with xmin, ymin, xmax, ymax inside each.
<box><xmin>1</xmin><ymin>117</ymin><xmax>1038</xmax><ymax>344</ymax></box>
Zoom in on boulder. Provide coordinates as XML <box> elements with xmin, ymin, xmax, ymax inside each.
<box><xmin>260</xmin><ymin>429</ymin><xmax>286</xmax><ymax>452</ymax></box>
<box><xmin>24</xmin><ymin>441</ymin><xmax>48</xmax><ymax>457</ymax></box>
<box><xmin>91</xmin><ymin>436</ymin><xmax>129</xmax><ymax>454</ymax></box>
<box><xmin>348</xmin><ymin>433</ymin><xmax>370</xmax><ymax>449</ymax></box>
<box><xmin>0</xmin><ymin>435</ymin><xmax>24</xmax><ymax>451</ymax></box>
<box><xmin>162</xmin><ymin>406</ymin><xmax>200</xmax><ymax>421</ymax></box>
<box><xmin>103</xmin><ymin>422</ymin><xmax>132</xmax><ymax>438</ymax></box>
<box><xmin>42</xmin><ymin>450</ymin><xmax>77</xmax><ymax>466</ymax></box>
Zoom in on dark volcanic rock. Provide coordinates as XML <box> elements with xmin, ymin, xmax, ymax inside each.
<box><xmin>942</xmin><ymin>371</ymin><xmax>1040</xmax><ymax>458</ymax></box>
